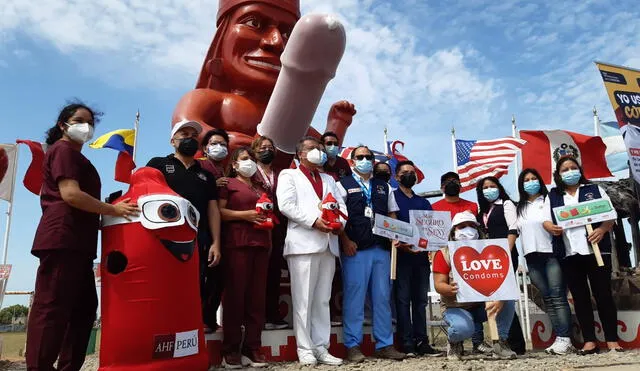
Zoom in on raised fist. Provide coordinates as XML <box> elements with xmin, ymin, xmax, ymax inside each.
<box><xmin>328</xmin><ymin>100</ymin><xmax>357</xmax><ymax>123</ymax></box>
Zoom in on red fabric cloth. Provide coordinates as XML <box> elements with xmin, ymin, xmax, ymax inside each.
<box><xmin>432</xmin><ymin>198</ymin><xmax>478</xmax><ymax>219</ymax></box>
<box><xmin>323</xmin><ymin>156</ymin><xmax>352</xmax><ymax>180</ymax></box>
<box><xmin>26</xmin><ymin>250</ymin><xmax>97</xmax><ymax>371</ymax></box>
<box><xmin>520</xmin><ymin>130</ymin><xmax>612</xmax><ymax>184</ymax></box>
<box><xmin>32</xmin><ymin>140</ymin><xmax>101</xmax><ymax>258</ymax></box>
<box><xmin>198</xmin><ymin>158</ymin><xmax>225</xmax><ymax>179</ymax></box>
<box><xmin>16</xmin><ymin>139</ymin><xmax>45</xmax><ymax>195</ymax></box>
<box><xmin>432</xmin><ymin>250</ymin><xmax>451</xmax><ymax>275</ymax></box>
<box><xmin>114</xmin><ymin>151</ymin><xmax>136</xmax><ymax>184</ymax></box>
<box><xmin>222</xmin><ymin>247</ymin><xmax>269</xmax><ymax>353</ymax></box>
<box><xmin>298</xmin><ymin>164</ymin><xmax>323</xmax><ymax>199</ymax></box>
<box><xmin>219</xmin><ymin>178</ymin><xmax>271</xmax><ymax>249</ymax></box>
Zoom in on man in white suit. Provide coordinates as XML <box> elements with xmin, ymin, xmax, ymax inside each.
<box><xmin>277</xmin><ymin>136</ymin><xmax>347</xmax><ymax>366</ymax></box>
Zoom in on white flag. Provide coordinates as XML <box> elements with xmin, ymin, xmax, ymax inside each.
<box><xmin>0</xmin><ymin>144</ymin><xmax>18</xmax><ymax>202</ymax></box>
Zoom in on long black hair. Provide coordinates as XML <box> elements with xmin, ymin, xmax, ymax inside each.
<box><xmin>45</xmin><ymin>101</ymin><xmax>101</xmax><ymax>145</ymax></box>
<box><xmin>476</xmin><ymin>176</ymin><xmax>512</xmax><ymax>215</ymax></box>
<box><xmin>552</xmin><ymin>156</ymin><xmax>589</xmax><ymax>194</ymax></box>
<box><xmin>516</xmin><ymin>168</ymin><xmax>549</xmax><ymax>217</ymax></box>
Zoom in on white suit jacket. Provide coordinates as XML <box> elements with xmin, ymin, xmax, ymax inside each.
<box><xmin>277</xmin><ymin>168</ymin><xmax>347</xmax><ymax>257</ymax></box>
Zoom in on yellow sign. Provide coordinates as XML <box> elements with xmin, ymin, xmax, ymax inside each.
<box><xmin>595</xmin><ymin>62</ymin><xmax>640</xmax><ymax>127</ymax></box>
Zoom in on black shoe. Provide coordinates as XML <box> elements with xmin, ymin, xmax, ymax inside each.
<box><xmin>265</xmin><ymin>319</ymin><xmax>289</xmax><ymax>330</ymax></box>
<box><xmin>578</xmin><ymin>347</ymin><xmax>600</xmax><ymax>356</ymax></box>
<box><xmin>416</xmin><ymin>341</ymin><xmax>444</xmax><ymax>357</ymax></box>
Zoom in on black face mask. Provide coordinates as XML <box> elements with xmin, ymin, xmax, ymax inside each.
<box><xmin>177</xmin><ymin>137</ymin><xmax>199</xmax><ymax>157</ymax></box>
<box><xmin>443</xmin><ymin>181</ymin><xmax>461</xmax><ymax>196</ymax></box>
<box><xmin>399</xmin><ymin>173</ymin><xmax>417</xmax><ymax>188</ymax></box>
<box><xmin>374</xmin><ymin>172</ymin><xmax>391</xmax><ymax>183</ymax></box>
<box><xmin>258</xmin><ymin>150</ymin><xmax>275</xmax><ymax>165</ymax></box>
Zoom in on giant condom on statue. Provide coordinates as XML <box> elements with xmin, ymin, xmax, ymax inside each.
<box><xmin>99</xmin><ymin>168</ymin><xmax>210</xmax><ymax>371</ymax></box>
<box><xmin>172</xmin><ymin>0</ymin><xmax>355</xmax><ymax>168</ymax></box>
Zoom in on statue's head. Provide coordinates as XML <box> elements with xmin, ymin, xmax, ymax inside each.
<box><xmin>197</xmin><ymin>0</ymin><xmax>301</xmax><ymax>93</ymax></box>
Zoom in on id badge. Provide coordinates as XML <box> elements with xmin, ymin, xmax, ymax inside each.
<box><xmin>364</xmin><ymin>206</ymin><xmax>373</xmax><ymax>219</ymax></box>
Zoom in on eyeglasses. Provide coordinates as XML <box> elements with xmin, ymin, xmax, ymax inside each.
<box><xmin>354</xmin><ymin>155</ymin><xmax>373</xmax><ymax>161</ymax></box>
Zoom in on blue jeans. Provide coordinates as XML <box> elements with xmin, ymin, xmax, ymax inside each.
<box><xmin>342</xmin><ymin>245</ymin><xmax>393</xmax><ymax>350</ymax></box>
<box><xmin>444</xmin><ymin>301</ymin><xmax>515</xmax><ymax>343</ymax></box>
<box><xmin>394</xmin><ymin>252</ymin><xmax>429</xmax><ymax>349</ymax></box>
<box><xmin>526</xmin><ymin>253</ymin><xmax>571</xmax><ymax>337</ymax></box>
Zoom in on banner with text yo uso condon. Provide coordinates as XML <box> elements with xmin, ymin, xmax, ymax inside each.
<box><xmin>448</xmin><ymin>239</ymin><xmax>519</xmax><ymax>303</ymax></box>
<box><xmin>595</xmin><ymin>62</ymin><xmax>640</xmax><ymax>183</ymax></box>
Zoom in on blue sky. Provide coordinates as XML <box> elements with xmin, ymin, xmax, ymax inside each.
<box><xmin>0</xmin><ymin>0</ymin><xmax>639</xmax><ymax>307</ymax></box>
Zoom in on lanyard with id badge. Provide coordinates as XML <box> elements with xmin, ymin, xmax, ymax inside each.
<box><xmin>354</xmin><ymin>174</ymin><xmax>375</xmax><ymax>225</ymax></box>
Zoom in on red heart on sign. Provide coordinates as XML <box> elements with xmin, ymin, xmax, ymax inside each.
<box><xmin>453</xmin><ymin>245</ymin><xmax>510</xmax><ymax>297</ymax></box>
<box><xmin>0</xmin><ymin>147</ymin><xmax>8</xmax><ymax>184</ymax></box>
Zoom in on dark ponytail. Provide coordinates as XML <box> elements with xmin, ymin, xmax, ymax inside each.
<box><xmin>45</xmin><ymin>101</ymin><xmax>102</xmax><ymax>145</ymax></box>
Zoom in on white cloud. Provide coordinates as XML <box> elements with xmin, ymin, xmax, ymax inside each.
<box><xmin>0</xmin><ymin>0</ymin><xmax>500</xmax><ymax>184</ymax></box>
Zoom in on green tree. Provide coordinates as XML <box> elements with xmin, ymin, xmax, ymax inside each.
<box><xmin>0</xmin><ymin>305</ymin><xmax>29</xmax><ymax>324</ymax></box>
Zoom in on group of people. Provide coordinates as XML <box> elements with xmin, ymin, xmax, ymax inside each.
<box><xmin>24</xmin><ymin>102</ymin><xmax>625</xmax><ymax>371</ymax></box>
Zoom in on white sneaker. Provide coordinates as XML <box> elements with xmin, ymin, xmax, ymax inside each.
<box><xmin>314</xmin><ymin>348</ymin><xmax>343</xmax><ymax>366</ymax></box>
<box><xmin>297</xmin><ymin>350</ymin><xmax>317</xmax><ymax>366</ymax></box>
<box><xmin>550</xmin><ymin>337</ymin><xmax>575</xmax><ymax>355</ymax></box>
<box><xmin>545</xmin><ymin>337</ymin><xmax>561</xmax><ymax>354</ymax></box>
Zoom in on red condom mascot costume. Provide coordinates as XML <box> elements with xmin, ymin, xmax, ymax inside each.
<box><xmin>99</xmin><ymin>168</ymin><xmax>209</xmax><ymax>371</ymax></box>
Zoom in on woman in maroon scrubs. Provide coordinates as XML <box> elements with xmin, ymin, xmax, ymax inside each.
<box><xmin>26</xmin><ymin>103</ymin><xmax>138</xmax><ymax>371</ymax></box>
<box><xmin>219</xmin><ymin>147</ymin><xmax>271</xmax><ymax>368</ymax></box>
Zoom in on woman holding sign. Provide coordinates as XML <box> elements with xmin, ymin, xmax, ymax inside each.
<box><xmin>433</xmin><ymin>211</ymin><xmax>517</xmax><ymax>361</ymax></box>
<box><xmin>542</xmin><ymin>156</ymin><xmax>622</xmax><ymax>354</ymax></box>
<box><xmin>516</xmin><ymin>168</ymin><xmax>574</xmax><ymax>355</ymax></box>
<box><xmin>475</xmin><ymin>177</ymin><xmax>526</xmax><ymax>355</ymax></box>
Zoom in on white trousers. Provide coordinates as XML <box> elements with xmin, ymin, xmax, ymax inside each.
<box><xmin>286</xmin><ymin>249</ymin><xmax>336</xmax><ymax>354</ymax></box>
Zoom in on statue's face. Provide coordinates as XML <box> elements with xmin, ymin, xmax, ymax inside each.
<box><xmin>221</xmin><ymin>4</ymin><xmax>297</xmax><ymax>92</ymax></box>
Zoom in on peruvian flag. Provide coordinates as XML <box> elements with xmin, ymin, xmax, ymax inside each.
<box><xmin>520</xmin><ymin>130</ymin><xmax>612</xmax><ymax>185</ymax></box>
<box><xmin>16</xmin><ymin>140</ymin><xmax>46</xmax><ymax>195</ymax></box>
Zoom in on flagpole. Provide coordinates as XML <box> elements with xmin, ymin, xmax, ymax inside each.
<box><xmin>2</xmin><ymin>145</ymin><xmax>19</xmax><ymax>266</ymax></box>
<box><xmin>132</xmin><ymin>110</ymin><xmax>140</xmax><ymax>163</ymax></box>
<box><xmin>451</xmin><ymin>127</ymin><xmax>457</xmax><ymax>172</ymax></box>
<box><xmin>383</xmin><ymin>127</ymin><xmax>389</xmax><ymax>156</ymax></box>
<box><xmin>593</xmin><ymin>106</ymin><xmax>601</xmax><ymax>137</ymax></box>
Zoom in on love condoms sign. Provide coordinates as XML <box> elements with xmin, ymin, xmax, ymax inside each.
<box><xmin>448</xmin><ymin>239</ymin><xmax>519</xmax><ymax>303</ymax></box>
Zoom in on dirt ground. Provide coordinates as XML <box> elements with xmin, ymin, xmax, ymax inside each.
<box><xmin>0</xmin><ymin>349</ymin><xmax>638</xmax><ymax>371</ymax></box>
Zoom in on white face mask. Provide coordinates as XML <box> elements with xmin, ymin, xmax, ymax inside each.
<box><xmin>306</xmin><ymin>148</ymin><xmax>327</xmax><ymax>165</ymax></box>
<box><xmin>207</xmin><ymin>144</ymin><xmax>228</xmax><ymax>161</ymax></box>
<box><xmin>65</xmin><ymin>122</ymin><xmax>94</xmax><ymax>144</ymax></box>
<box><xmin>454</xmin><ymin>226</ymin><xmax>479</xmax><ymax>241</ymax></box>
<box><xmin>236</xmin><ymin>159</ymin><xmax>257</xmax><ymax>178</ymax></box>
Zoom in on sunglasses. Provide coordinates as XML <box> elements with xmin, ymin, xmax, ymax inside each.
<box><xmin>354</xmin><ymin>155</ymin><xmax>373</xmax><ymax>161</ymax></box>
<box><xmin>324</xmin><ymin>141</ymin><xmax>339</xmax><ymax>146</ymax></box>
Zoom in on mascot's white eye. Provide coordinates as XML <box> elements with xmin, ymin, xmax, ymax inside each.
<box><xmin>187</xmin><ymin>205</ymin><xmax>199</xmax><ymax>228</ymax></box>
<box><xmin>158</xmin><ymin>203</ymin><xmax>180</xmax><ymax>222</ymax></box>
<box><xmin>328</xmin><ymin>202</ymin><xmax>337</xmax><ymax>210</ymax></box>
<box><xmin>264</xmin><ymin>203</ymin><xmax>274</xmax><ymax>211</ymax></box>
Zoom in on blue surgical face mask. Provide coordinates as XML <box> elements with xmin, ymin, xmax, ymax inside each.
<box><xmin>523</xmin><ymin>180</ymin><xmax>541</xmax><ymax>196</ymax></box>
<box><xmin>325</xmin><ymin>145</ymin><xmax>339</xmax><ymax>158</ymax></box>
<box><xmin>354</xmin><ymin>159</ymin><xmax>373</xmax><ymax>174</ymax></box>
<box><xmin>561</xmin><ymin>169</ymin><xmax>581</xmax><ymax>186</ymax></box>
<box><xmin>483</xmin><ymin>187</ymin><xmax>500</xmax><ymax>202</ymax></box>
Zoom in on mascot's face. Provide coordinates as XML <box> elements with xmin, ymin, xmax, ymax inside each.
<box><xmin>221</xmin><ymin>4</ymin><xmax>297</xmax><ymax>91</ymax></box>
<box><xmin>103</xmin><ymin>194</ymin><xmax>200</xmax><ymax>262</ymax></box>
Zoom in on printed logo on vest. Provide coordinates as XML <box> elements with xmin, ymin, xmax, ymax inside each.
<box><xmin>347</xmin><ymin>188</ymin><xmax>361</xmax><ymax>194</ymax></box>
<box><xmin>376</xmin><ymin>185</ymin><xmax>386</xmax><ymax>194</ymax></box>
<box><xmin>165</xmin><ymin>164</ymin><xmax>175</xmax><ymax>174</ymax></box>
<box><xmin>197</xmin><ymin>172</ymin><xmax>207</xmax><ymax>181</ymax></box>
<box><xmin>584</xmin><ymin>192</ymin><xmax>595</xmax><ymax>201</ymax></box>
<box><xmin>153</xmin><ymin>329</ymin><xmax>199</xmax><ymax>359</ymax></box>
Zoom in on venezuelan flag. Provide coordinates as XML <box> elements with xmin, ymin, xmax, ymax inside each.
<box><xmin>90</xmin><ymin>129</ymin><xmax>136</xmax><ymax>183</ymax></box>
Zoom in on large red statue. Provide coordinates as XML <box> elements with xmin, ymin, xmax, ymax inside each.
<box><xmin>99</xmin><ymin>168</ymin><xmax>209</xmax><ymax>371</ymax></box>
<box><xmin>172</xmin><ymin>0</ymin><xmax>356</xmax><ymax>161</ymax></box>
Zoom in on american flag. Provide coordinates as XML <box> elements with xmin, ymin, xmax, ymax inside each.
<box><xmin>456</xmin><ymin>137</ymin><xmax>526</xmax><ymax>192</ymax></box>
